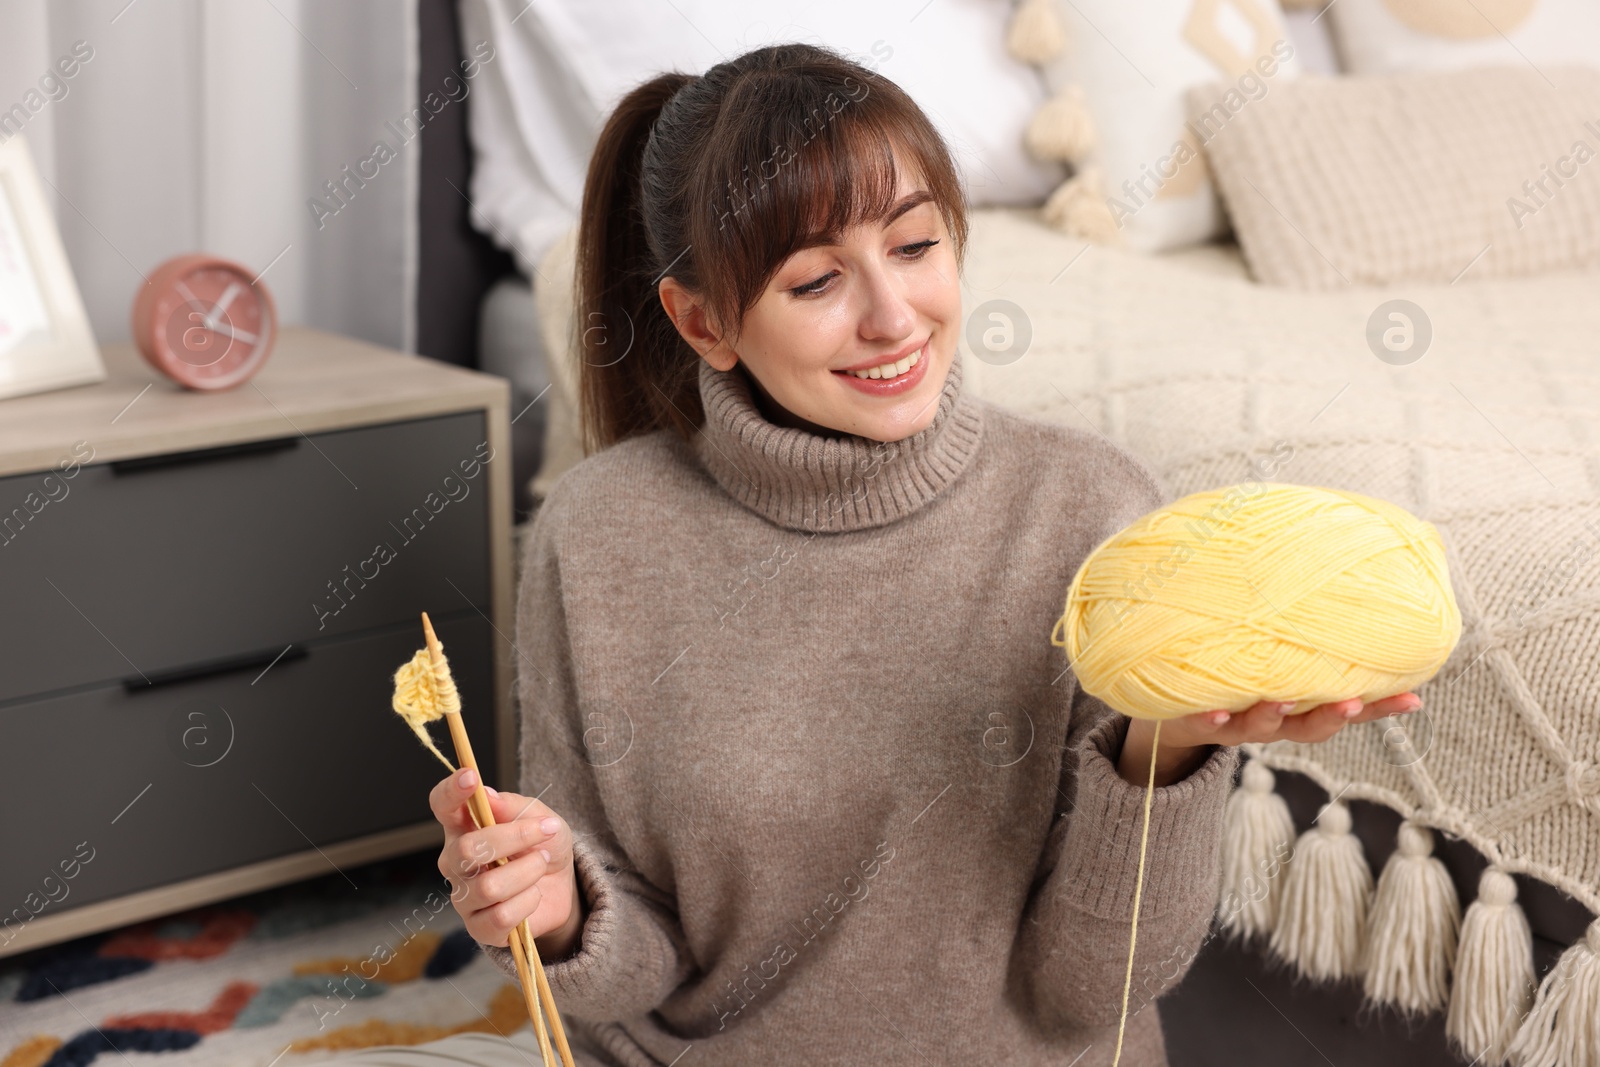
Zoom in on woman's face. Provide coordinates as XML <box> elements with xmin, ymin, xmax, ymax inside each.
<box><xmin>660</xmin><ymin>163</ymin><xmax>962</xmax><ymax>442</ymax></box>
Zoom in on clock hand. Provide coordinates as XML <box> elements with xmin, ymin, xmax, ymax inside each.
<box><xmin>204</xmin><ymin>321</ymin><xmax>259</xmax><ymax>345</ymax></box>
<box><xmin>174</xmin><ymin>279</ymin><xmax>237</xmax><ymax>336</ymax></box>
<box><xmin>203</xmin><ymin>282</ymin><xmax>244</xmax><ymax>332</ymax></box>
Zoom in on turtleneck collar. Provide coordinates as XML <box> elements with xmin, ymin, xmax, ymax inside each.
<box><xmin>692</xmin><ymin>351</ymin><xmax>986</xmax><ymax>534</ymax></box>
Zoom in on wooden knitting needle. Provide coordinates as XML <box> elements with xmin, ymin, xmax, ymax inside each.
<box><xmin>422</xmin><ymin>612</ymin><xmax>576</xmax><ymax>1067</ymax></box>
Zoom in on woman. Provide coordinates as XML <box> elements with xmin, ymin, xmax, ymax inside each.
<box><xmin>341</xmin><ymin>42</ymin><xmax>1418</xmax><ymax>1067</ymax></box>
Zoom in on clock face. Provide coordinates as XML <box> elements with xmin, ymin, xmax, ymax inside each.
<box><xmin>133</xmin><ymin>255</ymin><xmax>276</xmax><ymax>390</ymax></box>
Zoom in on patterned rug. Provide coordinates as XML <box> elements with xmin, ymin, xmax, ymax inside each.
<box><xmin>0</xmin><ymin>850</ymin><xmax>527</xmax><ymax>1067</ymax></box>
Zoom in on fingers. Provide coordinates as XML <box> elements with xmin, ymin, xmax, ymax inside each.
<box><xmin>1181</xmin><ymin>692</ymin><xmax>1423</xmax><ymax>748</ymax></box>
<box><xmin>1175</xmin><ymin>700</ymin><xmax>1290</xmax><ymax>746</ymax></box>
<box><xmin>437</xmin><ymin>790</ymin><xmax>572</xmax><ymax>921</ymax></box>
<box><xmin>439</xmin><ymin>810</ymin><xmax>567</xmax><ymax>881</ymax></box>
<box><xmin>1224</xmin><ymin>700</ymin><xmax>1294</xmax><ymax>740</ymax></box>
<box><xmin>1352</xmin><ymin>691</ymin><xmax>1422</xmax><ymax>722</ymax></box>
<box><xmin>483</xmin><ymin>787</ymin><xmax>555</xmax><ymax>830</ymax></box>
<box><xmin>450</xmin><ymin>845</ymin><xmax>552</xmax><ymax>916</ymax></box>
<box><xmin>428</xmin><ymin>768</ymin><xmax>485</xmax><ymax>837</ymax></box>
<box><xmin>467</xmin><ymin>875</ymin><xmax>545</xmax><ymax>949</ymax></box>
<box><xmin>1276</xmin><ymin>698</ymin><xmax>1364</xmax><ymax>743</ymax></box>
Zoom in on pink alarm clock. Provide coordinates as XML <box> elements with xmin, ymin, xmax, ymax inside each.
<box><xmin>131</xmin><ymin>254</ymin><xmax>277</xmax><ymax>390</ymax></box>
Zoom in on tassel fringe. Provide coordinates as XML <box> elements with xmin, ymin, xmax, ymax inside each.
<box><xmin>1041</xmin><ymin>169</ymin><xmax>1121</xmax><ymax>246</ymax></box>
<box><xmin>1363</xmin><ymin>821</ymin><xmax>1461</xmax><ymax>1014</ymax></box>
<box><xmin>1448</xmin><ymin>867</ymin><xmax>1536</xmax><ymax>1066</ymax></box>
<box><xmin>1217</xmin><ymin>759</ymin><xmax>1295</xmax><ymax>940</ymax></box>
<box><xmin>1506</xmin><ymin>919</ymin><xmax>1600</xmax><ymax>1067</ymax></box>
<box><xmin>1006</xmin><ymin>0</ymin><xmax>1066</xmax><ymax>66</ymax></box>
<box><xmin>1025</xmin><ymin>86</ymin><xmax>1096</xmax><ymax>164</ymax></box>
<box><xmin>1215</xmin><ymin>770</ymin><xmax>1570</xmax><ymax>1057</ymax></box>
<box><xmin>1271</xmin><ymin>801</ymin><xmax>1372</xmax><ymax>980</ymax></box>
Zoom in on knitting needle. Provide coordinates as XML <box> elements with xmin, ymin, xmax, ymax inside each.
<box><xmin>421</xmin><ymin>612</ymin><xmax>576</xmax><ymax>1067</ymax></box>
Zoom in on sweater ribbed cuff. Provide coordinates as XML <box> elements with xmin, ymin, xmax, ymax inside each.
<box><xmin>478</xmin><ymin>832</ymin><xmax>630</xmax><ymax>1009</ymax></box>
<box><xmin>1058</xmin><ymin>715</ymin><xmax>1239</xmax><ymax>921</ymax></box>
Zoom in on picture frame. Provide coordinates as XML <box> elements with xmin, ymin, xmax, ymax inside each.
<box><xmin>0</xmin><ymin>133</ymin><xmax>104</xmax><ymax>401</ymax></box>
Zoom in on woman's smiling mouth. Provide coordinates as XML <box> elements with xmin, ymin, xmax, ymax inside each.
<box><xmin>833</xmin><ymin>340</ymin><xmax>931</xmax><ymax>395</ymax></box>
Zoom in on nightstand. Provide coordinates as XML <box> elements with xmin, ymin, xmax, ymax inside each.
<box><xmin>0</xmin><ymin>328</ymin><xmax>515</xmax><ymax>957</ymax></box>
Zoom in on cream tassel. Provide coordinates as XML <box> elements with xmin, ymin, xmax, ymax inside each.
<box><xmin>1447</xmin><ymin>867</ymin><xmax>1536</xmax><ymax>1066</ymax></box>
<box><xmin>1270</xmin><ymin>800</ymin><xmax>1373</xmax><ymax>980</ymax></box>
<box><xmin>1007</xmin><ymin>0</ymin><xmax>1067</xmax><ymax>66</ymax></box>
<box><xmin>1041</xmin><ymin>168</ymin><xmax>1121</xmax><ymax>246</ymax></box>
<box><xmin>1217</xmin><ymin>759</ymin><xmax>1295</xmax><ymax>940</ymax></box>
<box><xmin>1025</xmin><ymin>86</ymin><xmax>1096</xmax><ymax>163</ymax></box>
<box><xmin>1505</xmin><ymin>918</ymin><xmax>1600</xmax><ymax>1067</ymax></box>
<box><xmin>1362</xmin><ymin>821</ymin><xmax>1461</xmax><ymax>1013</ymax></box>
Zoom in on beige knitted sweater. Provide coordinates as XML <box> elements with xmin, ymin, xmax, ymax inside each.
<box><xmin>481</xmin><ymin>350</ymin><xmax>1240</xmax><ymax>1066</ymax></box>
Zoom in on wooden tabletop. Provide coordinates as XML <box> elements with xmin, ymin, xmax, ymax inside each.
<box><xmin>0</xmin><ymin>327</ymin><xmax>510</xmax><ymax>477</ymax></box>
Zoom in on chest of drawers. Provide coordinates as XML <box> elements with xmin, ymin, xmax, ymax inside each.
<box><xmin>0</xmin><ymin>328</ymin><xmax>515</xmax><ymax>956</ymax></box>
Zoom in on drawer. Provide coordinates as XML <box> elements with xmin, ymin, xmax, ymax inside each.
<box><xmin>0</xmin><ymin>611</ymin><xmax>497</xmax><ymax>920</ymax></box>
<box><xmin>0</xmin><ymin>412</ymin><xmax>492</xmax><ymax>705</ymax></box>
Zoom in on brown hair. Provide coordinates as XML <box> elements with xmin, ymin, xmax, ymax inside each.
<box><xmin>573</xmin><ymin>42</ymin><xmax>969</xmax><ymax>453</ymax></box>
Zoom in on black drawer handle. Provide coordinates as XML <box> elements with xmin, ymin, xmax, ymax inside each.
<box><xmin>111</xmin><ymin>437</ymin><xmax>299</xmax><ymax>475</ymax></box>
<box><xmin>124</xmin><ymin>644</ymin><xmax>310</xmax><ymax>692</ymax></box>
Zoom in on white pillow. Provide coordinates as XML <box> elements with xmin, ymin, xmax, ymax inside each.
<box><xmin>1328</xmin><ymin>0</ymin><xmax>1600</xmax><ymax>73</ymax></box>
<box><xmin>1030</xmin><ymin>0</ymin><xmax>1303</xmax><ymax>251</ymax></box>
<box><xmin>458</xmin><ymin>0</ymin><xmax>1061</xmax><ymax>274</ymax></box>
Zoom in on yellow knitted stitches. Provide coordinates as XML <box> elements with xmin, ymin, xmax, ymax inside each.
<box><xmin>391</xmin><ymin>647</ymin><xmax>461</xmax><ymax>773</ymax></box>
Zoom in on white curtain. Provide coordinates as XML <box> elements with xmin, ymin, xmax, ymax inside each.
<box><xmin>0</xmin><ymin>0</ymin><xmax>419</xmax><ymax>351</ymax></box>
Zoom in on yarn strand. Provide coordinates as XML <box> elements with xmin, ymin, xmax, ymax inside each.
<box><xmin>1111</xmin><ymin>718</ymin><xmax>1160</xmax><ymax>1067</ymax></box>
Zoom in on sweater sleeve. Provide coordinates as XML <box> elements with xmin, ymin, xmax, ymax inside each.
<box><xmin>1009</xmin><ymin>438</ymin><xmax>1236</xmax><ymax>1033</ymax></box>
<box><xmin>1009</xmin><ymin>687</ymin><xmax>1239</xmax><ymax>1034</ymax></box>
<box><xmin>478</xmin><ymin>498</ymin><xmax>696</xmax><ymax>1018</ymax></box>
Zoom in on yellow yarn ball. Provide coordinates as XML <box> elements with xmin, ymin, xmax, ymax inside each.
<box><xmin>1052</xmin><ymin>482</ymin><xmax>1463</xmax><ymax>721</ymax></box>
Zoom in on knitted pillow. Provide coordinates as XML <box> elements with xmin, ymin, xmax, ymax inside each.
<box><xmin>1190</xmin><ymin>65</ymin><xmax>1600</xmax><ymax>289</ymax></box>
<box><xmin>1327</xmin><ymin>0</ymin><xmax>1600</xmax><ymax>74</ymax></box>
<box><xmin>1004</xmin><ymin>0</ymin><xmax>1303</xmax><ymax>251</ymax></box>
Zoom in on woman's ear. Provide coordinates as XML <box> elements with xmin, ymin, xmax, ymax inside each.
<box><xmin>659</xmin><ymin>277</ymin><xmax>738</xmax><ymax>371</ymax></box>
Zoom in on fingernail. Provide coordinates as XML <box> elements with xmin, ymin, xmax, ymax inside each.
<box><xmin>1400</xmin><ymin>697</ymin><xmax>1423</xmax><ymax>713</ymax></box>
<box><xmin>1343</xmin><ymin>703</ymin><xmax>1362</xmax><ymax>719</ymax></box>
<box><xmin>485</xmin><ymin>785</ymin><xmax>498</xmax><ymax>796</ymax></box>
<box><xmin>1273</xmin><ymin>702</ymin><xmax>1292</xmax><ymax>715</ymax></box>
<box><xmin>1211</xmin><ymin>711</ymin><xmax>1231</xmax><ymax>725</ymax></box>
<box><xmin>539</xmin><ymin>849</ymin><xmax>551</xmax><ymax>863</ymax></box>
<box><xmin>458</xmin><ymin>769</ymin><xmax>477</xmax><ymax>790</ymax></box>
<box><xmin>540</xmin><ymin>817</ymin><xmax>561</xmax><ymax>834</ymax></box>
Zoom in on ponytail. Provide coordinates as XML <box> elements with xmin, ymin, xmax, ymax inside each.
<box><xmin>574</xmin><ymin>72</ymin><xmax>700</xmax><ymax>455</ymax></box>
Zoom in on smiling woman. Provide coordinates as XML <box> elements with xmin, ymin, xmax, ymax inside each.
<box><xmin>313</xmin><ymin>40</ymin><xmax>1411</xmax><ymax>1067</ymax></box>
<box><xmin>572</xmin><ymin>43</ymin><xmax>969</xmax><ymax>452</ymax></box>
<box><xmin>658</xmin><ymin>176</ymin><xmax>958</xmax><ymax>441</ymax></box>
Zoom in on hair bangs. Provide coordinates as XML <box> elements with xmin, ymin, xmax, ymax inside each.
<box><xmin>688</xmin><ymin>63</ymin><xmax>963</xmax><ymax>339</ymax></box>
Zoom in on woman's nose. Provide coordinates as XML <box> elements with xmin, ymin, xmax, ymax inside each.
<box><xmin>856</xmin><ymin>265</ymin><xmax>917</xmax><ymax>342</ymax></box>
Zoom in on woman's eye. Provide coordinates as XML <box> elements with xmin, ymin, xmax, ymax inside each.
<box><xmin>789</xmin><ymin>271</ymin><xmax>837</xmax><ymax>297</ymax></box>
<box><xmin>785</xmin><ymin>240</ymin><xmax>938</xmax><ymax>298</ymax></box>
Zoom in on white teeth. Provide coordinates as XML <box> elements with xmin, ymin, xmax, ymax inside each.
<box><xmin>850</xmin><ymin>346</ymin><xmax>922</xmax><ymax>380</ymax></box>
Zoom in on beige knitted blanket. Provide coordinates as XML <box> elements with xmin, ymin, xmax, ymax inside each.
<box><xmin>532</xmin><ymin>207</ymin><xmax>1600</xmax><ymax>910</ymax></box>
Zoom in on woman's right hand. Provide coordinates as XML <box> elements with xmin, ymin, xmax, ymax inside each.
<box><xmin>430</xmin><ymin>767</ymin><xmax>583</xmax><ymax>960</ymax></box>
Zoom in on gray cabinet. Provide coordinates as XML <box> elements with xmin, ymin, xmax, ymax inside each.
<box><xmin>0</xmin><ymin>413</ymin><xmax>492</xmax><ymax>705</ymax></box>
<box><xmin>0</xmin><ymin>614</ymin><xmax>495</xmax><ymax>913</ymax></box>
<box><xmin>0</xmin><ymin>329</ymin><xmax>515</xmax><ymax>956</ymax></box>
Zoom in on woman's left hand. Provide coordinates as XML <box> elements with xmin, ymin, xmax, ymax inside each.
<box><xmin>1116</xmin><ymin>691</ymin><xmax>1423</xmax><ymax>787</ymax></box>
